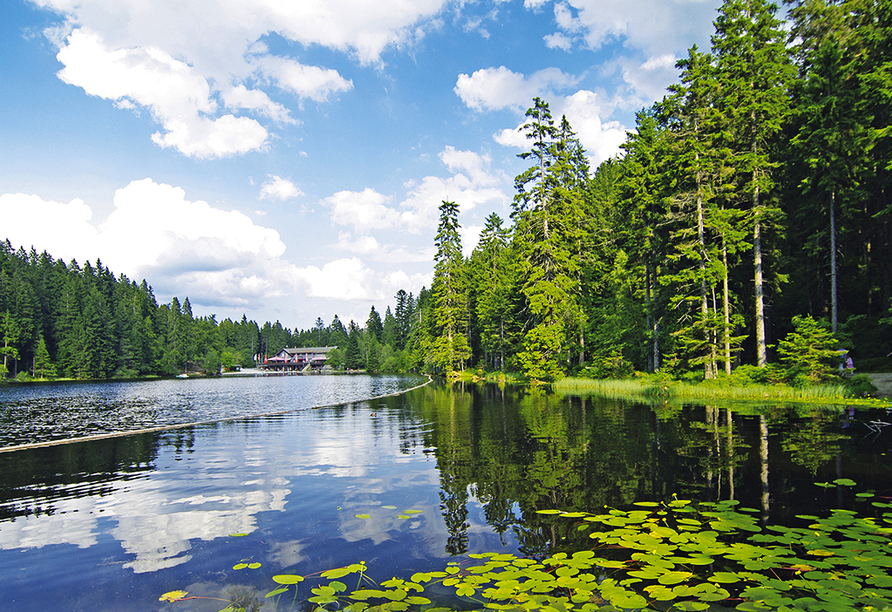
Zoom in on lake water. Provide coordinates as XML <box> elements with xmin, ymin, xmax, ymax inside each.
<box><xmin>0</xmin><ymin>376</ymin><xmax>890</xmax><ymax>611</ymax></box>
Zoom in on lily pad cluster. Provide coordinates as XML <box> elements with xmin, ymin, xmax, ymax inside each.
<box><xmin>161</xmin><ymin>495</ymin><xmax>892</xmax><ymax>611</ymax></box>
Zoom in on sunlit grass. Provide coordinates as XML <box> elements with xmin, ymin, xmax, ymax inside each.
<box><xmin>554</xmin><ymin>376</ymin><xmax>891</xmax><ymax>406</ymax></box>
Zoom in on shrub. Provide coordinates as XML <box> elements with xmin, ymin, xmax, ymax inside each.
<box><xmin>587</xmin><ymin>350</ymin><xmax>634</xmax><ymax>379</ymax></box>
<box><xmin>845</xmin><ymin>373</ymin><xmax>878</xmax><ymax>398</ymax></box>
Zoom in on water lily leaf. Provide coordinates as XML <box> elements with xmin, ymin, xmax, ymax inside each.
<box><xmin>397</xmin><ymin>515</ymin><xmax>410</xmax><ymax>519</ymax></box>
<box><xmin>229</xmin><ymin>533</ymin><xmax>249</xmax><ymax>537</ymax></box>
<box><xmin>272</xmin><ymin>574</ymin><xmax>304</xmax><ymax>584</ymax></box>
<box><xmin>159</xmin><ymin>590</ymin><xmax>188</xmax><ymax>602</ymax></box>
<box><xmin>606</xmin><ymin>592</ymin><xmax>648</xmax><ymax>608</ymax></box>
<box><xmin>670</xmin><ymin>602</ymin><xmax>709</xmax><ymax>611</ymax></box>
<box><xmin>708</xmin><ymin>572</ymin><xmax>741</xmax><ymax>583</ymax></box>
<box><xmin>868</xmin><ymin>575</ymin><xmax>892</xmax><ymax>587</ymax></box>
<box><xmin>658</xmin><ymin>571</ymin><xmax>694</xmax><ymax>585</ymax></box>
<box><xmin>233</xmin><ymin>563</ymin><xmax>248</xmax><ymax>570</ymax></box>
<box><xmin>403</xmin><ymin>509</ymin><xmax>422</xmax><ymax>514</ymax></box>
<box><xmin>356</xmin><ymin>514</ymin><xmax>371</xmax><ymax>519</ymax></box>
<box><xmin>265</xmin><ymin>587</ymin><xmax>289</xmax><ymax>598</ymax></box>
<box><xmin>833</xmin><ymin>478</ymin><xmax>857</xmax><ymax>487</ymax></box>
<box><xmin>247</xmin><ymin>562</ymin><xmax>261</xmax><ymax>569</ymax></box>
<box><xmin>322</xmin><ymin>567</ymin><xmax>359</xmax><ymax>579</ymax></box>
<box><xmin>536</xmin><ymin>509</ymin><xmax>563</xmax><ymax>515</ymax></box>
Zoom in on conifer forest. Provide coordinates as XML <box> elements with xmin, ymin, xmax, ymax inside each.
<box><xmin>1</xmin><ymin>0</ymin><xmax>891</xmax><ymax>382</ymax></box>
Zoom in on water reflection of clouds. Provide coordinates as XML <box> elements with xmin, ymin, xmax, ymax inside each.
<box><xmin>0</xmin><ymin>400</ymin><xmax>442</xmax><ymax>576</ymax></box>
<box><xmin>111</xmin><ymin>479</ymin><xmax>291</xmax><ymax>573</ymax></box>
<box><xmin>0</xmin><ymin>495</ymin><xmax>100</xmax><ymax>550</ymax></box>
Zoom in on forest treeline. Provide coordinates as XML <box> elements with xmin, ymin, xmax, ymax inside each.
<box><xmin>1</xmin><ymin>0</ymin><xmax>890</xmax><ymax>382</ymax></box>
<box><xmin>0</xmin><ymin>238</ymin><xmax>425</xmax><ymax>379</ymax></box>
<box><xmin>413</xmin><ymin>0</ymin><xmax>892</xmax><ymax>381</ymax></box>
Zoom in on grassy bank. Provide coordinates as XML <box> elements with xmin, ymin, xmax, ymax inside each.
<box><xmin>554</xmin><ymin>375</ymin><xmax>892</xmax><ymax>407</ymax></box>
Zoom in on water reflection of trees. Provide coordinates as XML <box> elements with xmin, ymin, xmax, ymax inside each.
<box><xmin>0</xmin><ymin>432</ymin><xmax>161</xmax><ymax>521</ymax></box>
<box><xmin>412</xmin><ymin>383</ymin><xmax>882</xmax><ymax>557</ymax></box>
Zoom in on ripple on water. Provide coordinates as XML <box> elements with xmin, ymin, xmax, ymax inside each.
<box><xmin>0</xmin><ymin>374</ymin><xmax>428</xmax><ymax>448</ymax></box>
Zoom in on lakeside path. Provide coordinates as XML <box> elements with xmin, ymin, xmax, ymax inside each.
<box><xmin>865</xmin><ymin>372</ymin><xmax>892</xmax><ymax>397</ymax></box>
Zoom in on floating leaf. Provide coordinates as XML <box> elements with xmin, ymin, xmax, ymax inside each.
<box><xmin>229</xmin><ymin>533</ymin><xmax>249</xmax><ymax>537</ymax></box>
<box><xmin>397</xmin><ymin>515</ymin><xmax>410</xmax><ymax>519</ymax></box>
<box><xmin>248</xmin><ymin>562</ymin><xmax>261</xmax><ymax>569</ymax></box>
<box><xmin>834</xmin><ymin>478</ymin><xmax>857</xmax><ymax>487</ymax></box>
<box><xmin>265</xmin><ymin>587</ymin><xmax>289</xmax><ymax>598</ymax></box>
<box><xmin>159</xmin><ymin>590</ymin><xmax>188</xmax><ymax>602</ymax></box>
<box><xmin>403</xmin><ymin>509</ymin><xmax>422</xmax><ymax>514</ymax></box>
<box><xmin>356</xmin><ymin>514</ymin><xmax>371</xmax><ymax>519</ymax></box>
<box><xmin>233</xmin><ymin>563</ymin><xmax>248</xmax><ymax>570</ymax></box>
<box><xmin>272</xmin><ymin>574</ymin><xmax>304</xmax><ymax>584</ymax></box>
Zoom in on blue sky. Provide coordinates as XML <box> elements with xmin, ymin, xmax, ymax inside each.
<box><xmin>1</xmin><ymin>0</ymin><xmax>721</xmax><ymax>330</ymax></box>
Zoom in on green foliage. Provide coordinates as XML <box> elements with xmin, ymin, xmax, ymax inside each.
<box><xmin>845</xmin><ymin>373</ymin><xmax>878</xmax><ymax>398</ymax></box>
<box><xmin>776</xmin><ymin>316</ymin><xmax>840</xmax><ymax>384</ymax></box>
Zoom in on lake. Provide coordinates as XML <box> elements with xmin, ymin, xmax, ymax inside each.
<box><xmin>0</xmin><ymin>376</ymin><xmax>890</xmax><ymax>611</ymax></box>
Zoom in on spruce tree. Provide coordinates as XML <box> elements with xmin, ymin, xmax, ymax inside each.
<box><xmin>430</xmin><ymin>201</ymin><xmax>470</xmax><ymax>373</ymax></box>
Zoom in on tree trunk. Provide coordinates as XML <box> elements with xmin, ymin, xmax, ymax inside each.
<box><xmin>723</xmin><ymin>239</ymin><xmax>732</xmax><ymax>375</ymax></box>
<box><xmin>697</xmin><ymin>182</ymin><xmax>714</xmax><ymax>379</ymax></box>
<box><xmin>652</xmin><ymin>264</ymin><xmax>661</xmax><ymax>372</ymax></box>
<box><xmin>754</xmin><ymin>192</ymin><xmax>767</xmax><ymax>367</ymax></box>
<box><xmin>830</xmin><ymin>190</ymin><xmax>838</xmax><ymax>333</ymax></box>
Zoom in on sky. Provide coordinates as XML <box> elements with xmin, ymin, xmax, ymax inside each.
<box><xmin>1</xmin><ymin>0</ymin><xmax>722</xmax><ymax>331</ymax></box>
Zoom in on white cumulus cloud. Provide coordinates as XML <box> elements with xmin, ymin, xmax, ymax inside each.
<box><xmin>541</xmin><ymin>0</ymin><xmax>719</xmax><ymax>58</ymax></box>
<box><xmin>454</xmin><ymin>66</ymin><xmax>578</xmax><ymax>112</ymax></box>
<box><xmin>0</xmin><ymin>193</ymin><xmax>99</xmax><ymax>263</ymax></box>
<box><xmin>260</xmin><ymin>176</ymin><xmax>303</xmax><ymax>201</ymax></box>
<box><xmin>0</xmin><ymin>179</ymin><xmax>298</xmax><ymax>310</ymax></box>
<box><xmin>252</xmin><ymin>56</ymin><xmax>353</xmax><ymax>102</ymax></box>
<box><xmin>36</xmin><ymin>0</ymin><xmax>454</xmax><ymax>156</ymax></box>
<box><xmin>55</xmin><ymin>29</ymin><xmax>269</xmax><ymax>158</ymax></box>
<box><xmin>287</xmin><ymin>257</ymin><xmax>429</xmax><ymax>302</ymax></box>
<box><xmin>322</xmin><ymin>188</ymin><xmax>401</xmax><ymax>231</ymax></box>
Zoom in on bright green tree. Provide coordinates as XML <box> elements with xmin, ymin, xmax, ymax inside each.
<box><xmin>776</xmin><ymin>315</ymin><xmax>840</xmax><ymax>383</ymax></box>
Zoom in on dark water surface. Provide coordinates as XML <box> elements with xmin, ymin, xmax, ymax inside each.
<box><xmin>0</xmin><ymin>378</ymin><xmax>890</xmax><ymax>612</ymax></box>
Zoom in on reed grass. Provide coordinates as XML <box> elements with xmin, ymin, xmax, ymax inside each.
<box><xmin>553</xmin><ymin>376</ymin><xmax>884</xmax><ymax>406</ymax></box>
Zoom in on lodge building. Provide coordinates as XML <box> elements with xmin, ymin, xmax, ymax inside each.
<box><xmin>258</xmin><ymin>347</ymin><xmax>337</xmax><ymax>372</ymax></box>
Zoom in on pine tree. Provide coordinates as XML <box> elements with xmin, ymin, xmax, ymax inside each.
<box><xmin>366</xmin><ymin>306</ymin><xmax>383</xmax><ymax>341</ymax></box>
<box><xmin>345</xmin><ymin>320</ymin><xmax>363</xmax><ymax>369</ymax></box>
<box><xmin>32</xmin><ymin>335</ymin><xmax>56</xmax><ymax>379</ymax></box>
<box><xmin>430</xmin><ymin>201</ymin><xmax>471</xmax><ymax>373</ymax></box>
